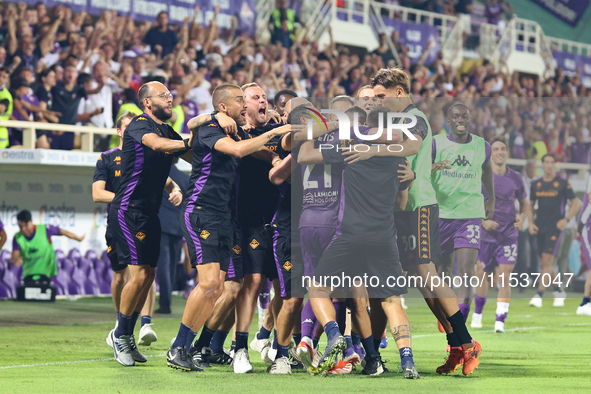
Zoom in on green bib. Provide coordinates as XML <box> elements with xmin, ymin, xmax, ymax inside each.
<box><xmin>15</xmin><ymin>225</ymin><xmax>58</xmax><ymax>278</ymax></box>
<box><xmin>166</xmin><ymin>105</ymin><xmax>185</xmax><ymax>134</ymax></box>
<box><xmin>400</xmin><ymin>107</ymin><xmax>438</xmax><ymax>211</ymax></box>
<box><xmin>432</xmin><ymin>134</ymin><xmax>486</xmax><ymax>219</ymax></box>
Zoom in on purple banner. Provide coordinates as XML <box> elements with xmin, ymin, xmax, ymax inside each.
<box><xmin>531</xmin><ymin>0</ymin><xmax>590</xmax><ymax>27</ymax></box>
<box><xmin>552</xmin><ymin>50</ymin><xmax>591</xmax><ymax>88</ymax></box>
<box><xmin>17</xmin><ymin>0</ymin><xmax>257</xmax><ymax>36</ymax></box>
<box><xmin>380</xmin><ymin>17</ymin><xmax>440</xmax><ymax>65</ymax></box>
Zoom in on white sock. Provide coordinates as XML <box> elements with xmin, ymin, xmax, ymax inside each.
<box><xmin>496</xmin><ymin>302</ymin><xmax>510</xmax><ymax>315</ymax></box>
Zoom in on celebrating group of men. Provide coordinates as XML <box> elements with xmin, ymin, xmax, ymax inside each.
<box><xmin>92</xmin><ymin>66</ymin><xmax>587</xmax><ymax>377</ymax></box>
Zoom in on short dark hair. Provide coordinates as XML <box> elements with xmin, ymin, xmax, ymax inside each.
<box><xmin>212</xmin><ymin>84</ymin><xmax>242</xmax><ymax>109</ymax></box>
<box><xmin>17</xmin><ymin>210</ymin><xmax>32</xmax><ymax>223</ymax></box>
<box><xmin>446</xmin><ymin>102</ymin><xmax>470</xmax><ymax>116</ymax></box>
<box><xmin>274</xmin><ymin>89</ymin><xmax>297</xmax><ymax>106</ymax></box>
<box><xmin>370</xmin><ymin>67</ymin><xmax>410</xmax><ymax>94</ymax></box>
<box><xmin>138</xmin><ymin>83</ymin><xmax>153</xmax><ymax>102</ymax></box>
<box><xmin>77</xmin><ymin>73</ymin><xmax>92</xmax><ymax>85</ymax></box>
<box><xmin>287</xmin><ymin>104</ymin><xmax>309</xmax><ymax>126</ymax></box>
<box><xmin>116</xmin><ymin>111</ymin><xmax>136</xmax><ymax>129</ymax></box>
<box><xmin>491</xmin><ymin>137</ymin><xmax>507</xmax><ymax>147</ymax></box>
<box><xmin>123</xmin><ymin>88</ymin><xmax>137</xmax><ymax>103</ymax></box>
<box><xmin>367</xmin><ymin>106</ymin><xmax>390</xmax><ymax>128</ymax></box>
<box><xmin>329</xmin><ymin>95</ymin><xmax>355</xmax><ymax>109</ymax></box>
<box><xmin>541</xmin><ymin>153</ymin><xmax>556</xmax><ymax>163</ymax></box>
<box><xmin>346</xmin><ymin>106</ymin><xmax>367</xmax><ymax>125</ymax></box>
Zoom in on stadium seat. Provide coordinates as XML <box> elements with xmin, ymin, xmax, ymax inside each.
<box><xmin>1</xmin><ymin>267</ymin><xmax>18</xmax><ymax>297</ymax></box>
<box><xmin>0</xmin><ymin>261</ymin><xmax>14</xmax><ymax>298</ymax></box>
<box><xmin>68</xmin><ymin>248</ymin><xmax>83</xmax><ymax>265</ymax></box>
<box><xmin>85</xmin><ymin>250</ymin><xmax>98</xmax><ymax>262</ymax></box>
<box><xmin>55</xmin><ymin>249</ymin><xmax>66</xmax><ymax>262</ymax></box>
<box><xmin>60</xmin><ymin>259</ymin><xmax>75</xmax><ymax>276</ymax></box>
<box><xmin>0</xmin><ymin>249</ymin><xmax>10</xmax><ymax>264</ymax></box>
<box><xmin>52</xmin><ymin>271</ymin><xmax>70</xmax><ymax>296</ymax></box>
<box><xmin>78</xmin><ymin>259</ymin><xmax>100</xmax><ymax>295</ymax></box>
<box><xmin>68</xmin><ymin>265</ymin><xmax>86</xmax><ymax>295</ymax></box>
<box><xmin>9</xmin><ymin>264</ymin><xmax>22</xmax><ymax>284</ymax></box>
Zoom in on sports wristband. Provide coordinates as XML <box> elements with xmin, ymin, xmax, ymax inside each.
<box><xmin>183</xmin><ymin>139</ymin><xmax>190</xmax><ymax>149</ymax></box>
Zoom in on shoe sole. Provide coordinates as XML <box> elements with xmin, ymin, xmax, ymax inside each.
<box><xmin>167</xmin><ymin>361</ymin><xmax>192</xmax><ymax>371</ymax></box>
<box><xmin>297</xmin><ymin>347</ymin><xmax>314</xmax><ymax>369</ymax></box>
<box><xmin>403</xmin><ymin>369</ymin><xmax>420</xmax><ymax>379</ymax></box>
<box><xmin>138</xmin><ymin>332</ymin><xmax>157</xmax><ymax>346</ymax></box>
<box><xmin>318</xmin><ymin>338</ymin><xmax>346</xmax><ymax>371</ymax></box>
<box><xmin>362</xmin><ymin>365</ymin><xmax>384</xmax><ymax>376</ymax></box>
<box><xmin>233</xmin><ymin>367</ymin><xmax>254</xmax><ymax>373</ymax></box>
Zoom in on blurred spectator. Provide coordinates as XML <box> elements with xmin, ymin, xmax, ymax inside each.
<box><xmin>270</xmin><ymin>0</ymin><xmax>298</xmax><ymax>49</ymax></box>
<box><xmin>0</xmin><ymin>67</ymin><xmax>13</xmax><ymax>149</ymax></box>
<box><xmin>143</xmin><ymin>11</ymin><xmax>179</xmax><ymax>58</ymax></box>
<box><xmin>485</xmin><ymin>0</ymin><xmax>512</xmax><ymax>26</ymax></box>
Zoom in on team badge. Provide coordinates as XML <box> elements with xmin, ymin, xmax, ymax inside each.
<box><xmin>233</xmin><ymin>245</ymin><xmax>242</xmax><ymax>254</ymax></box>
<box><xmin>200</xmin><ymin>230</ymin><xmax>210</xmax><ymax>239</ymax></box>
<box><xmin>136</xmin><ymin>232</ymin><xmax>146</xmax><ymax>241</ymax></box>
<box><xmin>553</xmin><ymin>181</ymin><xmax>559</xmax><ymax>188</ymax></box>
<box><xmin>283</xmin><ymin>261</ymin><xmax>292</xmax><ymax>271</ymax></box>
<box><xmin>107</xmin><ymin>246</ymin><xmax>112</xmax><ymax>253</ymax></box>
<box><xmin>250</xmin><ymin>239</ymin><xmax>260</xmax><ymax>249</ymax></box>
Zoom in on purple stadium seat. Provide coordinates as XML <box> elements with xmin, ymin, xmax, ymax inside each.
<box><xmin>0</xmin><ymin>249</ymin><xmax>11</xmax><ymax>264</ymax></box>
<box><xmin>68</xmin><ymin>248</ymin><xmax>83</xmax><ymax>264</ymax></box>
<box><xmin>2</xmin><ymin>267</ymin><xmax>18</xmax><ymax>297</ymax></box>
<box><xmin>55</xmin><ymin>249</ymin><xmax>66</xmax><ymax>262</ymax></box>
<box><xmin>85</xmin><ymin>250</ymin><xmax>99</xmax><ymax>262</ymax></box>
<box><xmin>0</xmin><ymin>282</ymin><xmax>12</xmax><ymax>298</ymax></box>
<box><xmin>60</xmin><ymin>259</ymin><xmax>75</xmax><ymax>276</ymax></box>
<box><xmin>52</xmin><ymin>271</ymin><xmax>70</xmax><ymax>296</ymax></box>
<box><xmin>9</xmin><ymin>264</ymin><xmax>22</xmax><ymax>284</ymax></box>
<box><xmin>78</xmin><ymin>259</ymin><xmax>100</xmax><ymax>295</ymax></box>
<box><xmin>68</xmin><ymin>266</ymin><xmax>86</xmax><ymax>295</ymax></box>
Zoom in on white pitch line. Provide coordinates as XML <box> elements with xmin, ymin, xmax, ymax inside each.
<box><xmin>0</xmin><ymin>353</ymin><xmax>166</xmax><ymax>370</ymax></box>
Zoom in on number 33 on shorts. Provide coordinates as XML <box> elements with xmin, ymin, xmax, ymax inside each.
<box><xmin>467</xmin><ymin>224</ymin><xmax>480</xmax><ymax>244</ymax></box>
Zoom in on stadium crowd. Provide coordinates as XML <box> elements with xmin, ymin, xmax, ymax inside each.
<box><xmin>0</xmin><ymin>1</ymin><xmax>590</xmax><ymax>168</ymax></box>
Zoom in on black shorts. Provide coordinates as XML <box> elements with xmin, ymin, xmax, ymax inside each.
<box><xmin>240</xmin><ymin>224</ymin><xmax>277</xmax><ymax>279</ymax></box>
<box><xmin>181</xmin><ymin>211</ymin><xmax>232</xmax><ymax>272</ymax></box>
<box><xmin>273</xmin><ymin>227</ymin><xmax>294</xmax><ymax>298</ymax></box>
<box><xmin>537</xmin><ymin>226</ymin><xmax>562</xmax><ymax>256</ymax></box>
<box><xmin>394</xmin><ymin>204</ymin><xmax>442</xmax><ymax>270</ymax></box>
<box><xmin>313</xmin><ymin>236</ymin><xmax>407</xmax><ymax>299</ymax></box>
<box><xmin>226</xmin><ymin>225</ymin><xmax>244</xmax><ymax>280</ymax></box>
<box><xmin>108</xmin><ymin>208</ymin><xmax>161</xmax><ymax>267</ymax></box>
<box><xmin>105</xmin><ymin>222</ymin><xmax>127</xmax><ymax>272</ymax></box>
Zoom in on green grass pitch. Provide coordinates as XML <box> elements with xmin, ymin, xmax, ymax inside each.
<box><xmin>1</xmin><ymin>289</ymin><xmax>591</xmax><ymax>393</ymax></box>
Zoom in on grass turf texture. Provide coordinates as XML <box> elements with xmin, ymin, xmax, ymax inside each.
<box><xmin>1</xmin><ymin>289</ymin><xmax>591</xmax><ymax>393</ymax></box>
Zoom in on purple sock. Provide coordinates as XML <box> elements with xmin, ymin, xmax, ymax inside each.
<box><xmin>458</xmin><ymin>303</ymin><xmax>470</xmax><ymax>322</ymax></box>
<box><xmin>333</xmin><ymin>301</ymin><xmax>346</xmax><ymax>334</ymax></box>
<box><xmin>301</xmin><ymin>300</ymin><xmax>317</xmax><ymax>338</ymax></box>
<box><xmin>495</xmin><ymin>312</ymin><xmax>508</xmax><ymax>323</ymax></box>
<box><xmin>474</xmin><ymin>295</ymin><xmax>487</xmax><ymax>314</ymax></box>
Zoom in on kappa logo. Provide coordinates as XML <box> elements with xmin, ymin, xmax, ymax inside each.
<box><xmin>470</xmin><ymin>238</ymin><xmax>479</xmax><ymax>244</ymax></box>
<box><xmin>537</xmin><ymin>182</ymin><xmax>542</xmax><ymax>189</ymax></box>
<box><xmin>200</xmin><ymin>230</ymin><xmax>210</xmax><ymax>239</ymax></box>
<box><xmin>250</xmin><ymin>239</ymin><xmax>260</xmax><ymax>249</ymax></box>
<box><xmin>114</xmin><ymin>156</ymin><xmax>121</xmax><ymax>162</ymax></box>
<box><xmin>233</xmin><ymin>245</ymin><xmax>242</xmax><ymax>254</ymax></box>
<box><xmin>136</xmin><ymin>232</ymin><xmax>146</xmax><ymax>241</ymax></box>
<box><xmin>137</xmin><ymin>116</ymin><xmax>147</xmax><ymax>121</ymax></box>
<box><xmin>451</xmin><ymin>155</ymin><xmax>471</xmax><ymax>166</ymax></box>
<box><xmin>107</xmin><ymin>246</ymin><xmax>112</xmax><ymax>253</ymax></box>
<box><xmin>303</xmin><ymin>318</ymin><xmax>314</xmax><ymax>324</ymax></box>
<box><xmin>283</xmin><ymin>261</ymin><xmax>293</xmax><ymax>271</ymax></box>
